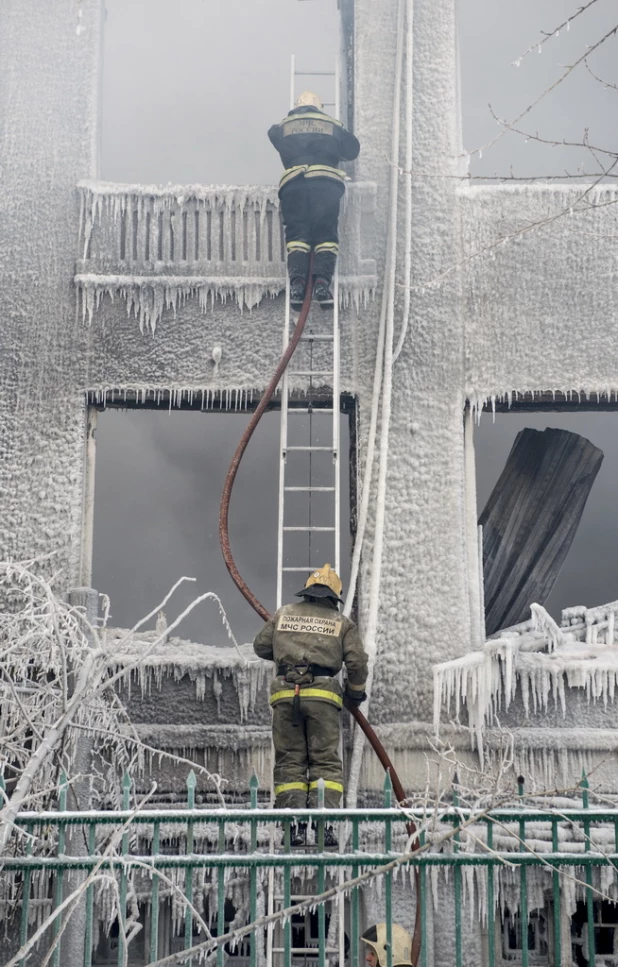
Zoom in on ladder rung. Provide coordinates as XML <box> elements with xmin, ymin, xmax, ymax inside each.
<box><xmin>299</xmin><ymin>334</ymin><xmax>334</xmax><ymax>341</ymax></box>
<box><xmin>282</xmin><ymin>567</ymin><xmax>326</xmax><ymax>572</ymax></box>
<box><xmin>287</xmin><ymin>446</ymin><xmax>335</xmax><ymax>452</ymax></box>
<box><xmin>289</xmin><ymin>408</ymin><xmax>334</xmax><ymax>414</ymax></box>
<box><xmin>283</xmin><ymin>526</ymin><xmax>335</xmax><ymax>532</ymax></box>
<box><xmin>284</xmin><ymin>486</ymin><xmax>335</xmax><ymax>492</ymax></box>
<box><xmin>289</xmin><ymin>370</ymin><xmax>332</xmax><ymax>377</ymax></box>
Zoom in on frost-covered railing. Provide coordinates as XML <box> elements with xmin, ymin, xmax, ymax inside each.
<box><xmin>434</xmin><ymin>600</ymin><xmax>618</xmax><ymax>766</ymax></box>
<box><xmin>76</xmin><ymin>181</ymin><xmax>377</xmax><ymax>330</ymax></box>
<box><xmin>6</xmin><ymin>770</ymin><xmax>618</xmax><ymax>967</ymax></box>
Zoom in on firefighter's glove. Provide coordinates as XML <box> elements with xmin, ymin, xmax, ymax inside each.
<box><xmin>345</xmin><ymin>687</ymin><xmax>367</xmax><ymax>706</ymax></box>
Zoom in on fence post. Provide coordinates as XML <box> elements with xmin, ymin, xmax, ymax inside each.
<box><xmin>452</xmin><ymin>776</ymin><xmax>462</xmax><ymax>967</ymax></box>
<box><xmin>249</xmin><ymin>772</ymin><xmax>259</xmax><ymax>967</ymax></box>
<box><xmin>582</xmin><ymin>770</ymin><xmax>596</xmax><ymax>967</ymax></box>
<box><xmin>62</xmin><ymin>587</ymin><xmax>99</xmax><ymax>967</ymax></box>
<box><xmin>384</xmin><ymin>772</ymin><xmax>393</xmax><ymax>967</ymax></box>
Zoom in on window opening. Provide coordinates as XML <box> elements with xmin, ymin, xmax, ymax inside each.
<box><xmin>571</xmin><ymin>899</ymin><xmax>618</xmax><ymax>967</ymax></box>
<box><xmin>501</xmin><ymin>907</ymin><xmax>549</xmax><ymax>965</ymax></box>
<box><xmin>474</xmin><ymin>406</ymin><xmax>618</xmax><ymax>631</ymax></box>
<box><xmin>101</xmin><ymin>0</ymin><xmax>340</xmax><ymax>184</ymax></box>
<box><xmin>90</xmin><ymin>398</ymin><xmax>353</xmax><ymax>645</ymax></box>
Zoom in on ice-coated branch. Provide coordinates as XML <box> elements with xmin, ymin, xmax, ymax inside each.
<box><xmin>584</xmin><ymin>56</ymin><xmax>618</xmax><ymax>92</ymax></box>
<box><xmin>0</xmin><ymin>561</ymin><xmax>233</xmax><ymax>856</ymax></box>
<box><xmin>513</xmin><ymin>0</ymin><xmax>601</xmax><ymax>66</ymax></box>
<box><xmin>467</xmin><ymin>20</ymin><xmax>618</xmax><ymax>161</ymax></box>
<box><xmin>0</xmin><ymin>652</ymin><xmax>100</xmax><ymax>852</ymax></box>
<box><xmin>487</xmin><ymin>104</ymin><xmax>618</xmax><ymax>159</ymax></box>
<box><xmin>5</xmin><ymin>784</ymin><xmax>160</xmax><ymax>967</ymax></box>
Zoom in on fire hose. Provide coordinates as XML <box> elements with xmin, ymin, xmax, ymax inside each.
<box><xmin>219</xmin><ymin>272</ymin><xmax>421</xmax><ymax>965</ymax></box>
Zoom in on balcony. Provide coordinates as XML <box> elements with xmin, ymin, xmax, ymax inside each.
<box><xmin>76</xmin><ymin>181</ymin><xmax>378</xmax><ymax>333</ymax></box>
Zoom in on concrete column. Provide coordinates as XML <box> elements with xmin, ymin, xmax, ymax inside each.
<box><xmin>350</xmin><ymin>0</ymin><xmax>471</xmax><ymax>725</ymax></box>
<box><xmin>0</xmin><ymin>1</ymin><xmax>103</xmax><ymax>588</ymax></box>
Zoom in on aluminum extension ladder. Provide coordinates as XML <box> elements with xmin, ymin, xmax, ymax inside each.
<box><xmin>276</xmin><ymin>53</ymin><xmax>342</xmax><ymax>609</ymax></box>
<box><xmin>267</xmin><ymin>56</ymin><xmax>346</xmax><ymax>967</ymax></box>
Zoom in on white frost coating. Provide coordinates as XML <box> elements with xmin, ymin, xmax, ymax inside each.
<box><xmin>77</xmin><ymin>275</ymin><xmax>375</xmax><ymax>333</ymax></box>
<box><xmin>104</xmin><ymin>635</ymin><xmax>268</xmax><ymax>723</ymax></box>
<box><xmin>345</xmin><ymin>0</ymin><xmax>406</xmax><ymax>808</ymax></box>
<box><xmin>76</xmin><ymin>180</ymin><xmax>377</xmax><ymax>330</ymax></box>
<box><xmin>76</xmin><ymin>274</ymin><xmax>285</xmax><ymax>331</ymax></box>
<box><xmin>89</xmin><ymin>386</ymin><xmax>255</xmax><ymax>411</ymax></box>
<box><xmin>460</xmin><ymin>184</ymin><xmax>618</xmax><ymax>402</ymax></box>
<box><xmin>392</xmin><ymin>0</ymin><xmax>413</xmax><ymax>364</ymax></box>
<box><xmin>434</xmin><ymin>600</ymin><xmax>618</xmax><ymax>761</ymax></box>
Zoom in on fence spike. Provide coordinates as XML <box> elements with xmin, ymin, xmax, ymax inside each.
<box><xmin>186</xmin><ymin>769</ymin><xmax>197</xmax><ymax>789</ymax></box>
<box><xmin>581</xmin><ymin>769</ymin><xmax>590</xmax><ymax>809</ymax></box>
<box><xmin>249</xmin><ymin>770</ymin><xmax>259</xmax><ymax>809</ymax></box>
<box><xmin>383</xmin><ymin>770</ymin><xmax>392</xmax><ymax>807</ymax></box>
<box><xmin>58</xmin><ymin>771</ymin><xmax>68</xmax><ymax>812</ymax></box>
<box><xmin>122</xmin><ymin>771</ymin><xmax>131</xmax><ymax>810</ymax></box>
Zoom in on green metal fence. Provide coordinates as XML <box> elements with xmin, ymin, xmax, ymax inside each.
<box><xmin>3</xmin><ymin>771</ymin><xmax>618</xmax><ymax>967</ymax></box>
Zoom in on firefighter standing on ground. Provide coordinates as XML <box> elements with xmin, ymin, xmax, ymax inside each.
<box><xmin>268</xmin><ymin>92</ymin><xmax>361</xmax><ymax>309</ymax></box>
<box><xmin>253</xmin><ymin>563</ymin><xmax>367</xmax><ymax>820</ymax></box>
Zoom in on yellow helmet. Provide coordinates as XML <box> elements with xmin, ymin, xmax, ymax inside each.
<box><xmin>295</xmin><ymin>90</ymin><xmax>323</xmax><ymax>110</ymax></box>
<box><xmin>296</xmin><ymin>563</ymin><xmax>343</xmax><ymax>602</ymax></box>
<box><xmin>361</xmin><ymin>924</ymin><xmax>413</xmax><ymax>967</ymax></box>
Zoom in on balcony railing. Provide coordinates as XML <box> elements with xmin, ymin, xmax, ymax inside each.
<box><xmin>76</xmin><ymin>181</ymin><xmax>377</xmax><ymax>330</ymax></box>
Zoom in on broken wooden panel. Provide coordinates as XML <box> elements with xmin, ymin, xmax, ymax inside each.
<box><xmin>479</xmin><ymin>427</ymin><xmax>604</xmax><ymax>636</ymax></box>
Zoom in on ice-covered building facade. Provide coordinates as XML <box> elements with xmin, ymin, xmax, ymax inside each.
<box><xmin>3</xmin><ymin>0</ymin><xmax>618</xmax><ymax>816</ymax></box>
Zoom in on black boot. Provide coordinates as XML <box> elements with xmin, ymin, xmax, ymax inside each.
<box><xmin>323</xmin><ymin>825</ymin><xmax>338</xmax><ymax>848</ymax></box>
<box><xmin>311</xmin><ymin>823</ymin><xmax>338</xmax><ymax>848</ymax></box>
<box><xmin>290</xmin><ymin>822</ymin><xmax>307</xmax><ymax>848</ymax></box>
<box><xmin>313</xmin><ymin>277</ymin><xmax>334</xmax><ymax>309</ymax></box>
<box><xmin>290</xmin><ymin>277</ymin><xmax>307</xmax><ymax>310</ymax></box>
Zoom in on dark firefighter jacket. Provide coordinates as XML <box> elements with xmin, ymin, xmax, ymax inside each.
<box><xmin>268</xmin><ymin>105</ymin><xmax>360</xmax><ymax>189</ymax></box>
<box><xmin>253</xmin><ymin>598</ymin><xmax>368</xmax><ymax>710</ymax></box>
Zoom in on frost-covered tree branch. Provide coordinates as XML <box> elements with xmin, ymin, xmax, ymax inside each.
<box><xmin>0</xmin><ymin>561</ymin><xmax>228</xmax><ymax>855</ymax></box>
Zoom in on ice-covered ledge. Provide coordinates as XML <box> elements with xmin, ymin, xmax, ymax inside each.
<box><xmin>458</xmin><ymin>183</ymin><xmax>618</xmax><ymax>400</ymax></box>
<box><xmin>433</xmin><ymin>599</ymin><xmax>618</xmax><ymax>751</ymax></box>
<box><xmin>104</xmin><ymin>632</ymin><xmax>271</xmax><ymax>724</ymax></box>
<box><xmin>75</xmin><ymin>180</ymin><xmax>377</xmax><ymax>331</ymax></box>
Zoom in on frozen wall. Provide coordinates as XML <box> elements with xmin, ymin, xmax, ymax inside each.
<box><xmin>3</xmin><ymin>0</ymin><xmax>618</xmax><ymax>783</ymax></box>
<box><xmin>351</xmin><ymin>0</ymin><xmax>472</xmax><ymax>726</ymax></box>
<box><xmin>460</xmin><ymin>184</ymin><xmax>618</xmax><ymax>403</ymax></box>
<box><xmin>0</xmin><ymin>0</ymin><xmax>103</xmax><ymax>583</ymax></box>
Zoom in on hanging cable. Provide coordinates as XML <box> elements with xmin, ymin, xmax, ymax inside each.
<box><xmin>345</xmin><ymin>0</ymin><xmax>406</xmax><ymax>804</ymax></box>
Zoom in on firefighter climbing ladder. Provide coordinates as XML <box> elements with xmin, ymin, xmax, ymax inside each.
<box><xmin>267</xmin><ymin>55</ymin><xmax>346</xmax><ymax>967</ymax></box>
<box><xmin>276</xmin><ymin>53</ymin><xmax>341</xmax><ymax>608</ymax></box>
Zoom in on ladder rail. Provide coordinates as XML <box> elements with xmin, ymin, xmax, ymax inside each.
<box><xmin>276</xmin><ymin>281</ymin><xmax>291</xmax><ymax>611</ymax></box>
<box><xmin>272</xmin><ymin>53</ymin><xmax>345</xmax><ymax>967</ymax></box>
<box><xmin>333</xmin><ymin>50</ymin><xmax>341</xmax><ymax>581</ymax></box>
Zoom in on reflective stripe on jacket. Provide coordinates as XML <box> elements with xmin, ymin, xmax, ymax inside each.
<box><xmin>269</xmin><ymin>675</ymin><xmax>343</xmax><ymax>710</ymax></box>
<box><xmin>278</xmin><ymin>163</ymin><xmax>347</xmax><ymax>190</ymax></box>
